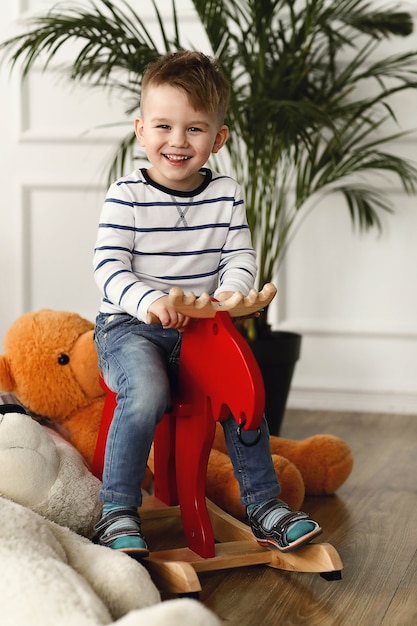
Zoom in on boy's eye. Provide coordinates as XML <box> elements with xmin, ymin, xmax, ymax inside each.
<box><xmin>155</xmin><ymin>124</ymin><xmax>203</xmax><ymax>132</ymax></box>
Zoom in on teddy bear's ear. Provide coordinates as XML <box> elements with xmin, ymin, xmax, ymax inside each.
<box><xmin>0</xmin><ymin>356</ymin><xmax>16</xmax><ymax>392</ymax></box>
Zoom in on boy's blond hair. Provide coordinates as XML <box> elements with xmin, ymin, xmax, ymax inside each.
<box><xmin>141</xmin><ymin>50</ymin><xmax>230</xmax><ymax>124</ymax></box>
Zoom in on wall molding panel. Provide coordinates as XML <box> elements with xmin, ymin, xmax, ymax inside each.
<box><xmin>19</xmin><ymin>183</ymin><xmax>105</xmax><ymax>320</ymax></box>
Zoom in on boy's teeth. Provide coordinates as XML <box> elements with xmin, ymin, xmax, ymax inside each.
<box><xmin>166</xmin><ymin>155</ymin><xmax>188</xmax><ymax>160</ymax></box>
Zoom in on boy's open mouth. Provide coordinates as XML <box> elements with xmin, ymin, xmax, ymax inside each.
<box><xmin>163</xmin><ymin>154</ymin><xmax>191</xmax><ymax>162</ymax></box>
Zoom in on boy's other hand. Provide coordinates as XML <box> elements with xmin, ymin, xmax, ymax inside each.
<box><xmin>147</xmin><ymin>296</ymin><xmax>190</xmax><ymax>330</ymax></box>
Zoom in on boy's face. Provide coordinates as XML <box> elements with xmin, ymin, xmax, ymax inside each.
<box><xmin>134</xmin><ymin>84</ymin><xmax>229</xmax><ymax>191</ymax></box>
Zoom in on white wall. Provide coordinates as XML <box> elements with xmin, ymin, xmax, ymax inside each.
<box><xmin>1</xmin><ymin>0</ymin><xmax>416</xmax><ymax>415</ymax></box>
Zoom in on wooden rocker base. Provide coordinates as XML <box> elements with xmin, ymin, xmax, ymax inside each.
<box><xmin>140</xmin><ymin>496</ymin><xmax>343</xmax><ymax>595</ymax></box>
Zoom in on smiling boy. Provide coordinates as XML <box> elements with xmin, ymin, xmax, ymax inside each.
<box><xmin>93</xmin><ymin>50</ymin><xmax>321</xmax><ymax>557</ymax></box>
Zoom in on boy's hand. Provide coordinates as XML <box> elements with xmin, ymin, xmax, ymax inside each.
<box><xmin>147</xmin><ymin>296</ymin><xmax>190</xmax><ymax>330</ymax></box>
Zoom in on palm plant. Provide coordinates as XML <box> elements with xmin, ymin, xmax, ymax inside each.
<box><xmin>2</xmin><ymin>0</ymin><xmax>417</xmax><ymax>338</ymax></box>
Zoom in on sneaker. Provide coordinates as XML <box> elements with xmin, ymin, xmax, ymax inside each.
<box><xmin>247</xmin><ymin>498</ymin><xmax>322</xmax><ymax>552</ymax></box>
<box><xmin>93</xmin><ymin>507</ymin><xmax>149</xmax><ymax>559</ymax></box>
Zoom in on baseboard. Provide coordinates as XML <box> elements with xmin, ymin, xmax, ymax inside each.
<box><xmin>287</xmin><ymin>387</ymin><xmax>417</xmax><ymax>416</ymax></box>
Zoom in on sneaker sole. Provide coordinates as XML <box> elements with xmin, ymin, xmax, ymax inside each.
<box><xmin>255</xmin><ymin>526</ymin><xmax>322</xmax><ymax>552</ymax></box>
<box><xmin>119</xmin><ymin>546</ymin><xmax>150</xmax><ymax>559</ymax></box>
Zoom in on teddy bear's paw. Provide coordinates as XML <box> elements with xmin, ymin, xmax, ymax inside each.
<box><xmin>272</xmin><ymin>435</ymin><xmax>354</xmax><ymax>495</ymax></box>
<box><xmin>206</xmin><ymin>449</ymin><xmax>305</xmax><ymax>519</ymax></box>
<box><xmin>272</xmin><ymin>454</ymin><xmax>305</xmax><ymax>511</ymax></box>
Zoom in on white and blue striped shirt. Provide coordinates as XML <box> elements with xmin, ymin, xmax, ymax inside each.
<box><xmin>94</xmin><ymin>167</ymin><xmax>257</xmax><ymax>321</ymax></box>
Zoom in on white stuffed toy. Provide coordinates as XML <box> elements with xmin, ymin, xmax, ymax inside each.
<box><xmin>0</xmin><ymin>405</ymin><xmax>220</xmax><ymax>626</ymax></box>
<box><xmin>0</xmin><ymin>404</ymin><xmax>102</xmax><ymax>537</ymax></box>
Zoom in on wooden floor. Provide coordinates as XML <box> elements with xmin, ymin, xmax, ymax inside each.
<box><xmin>142</xmin><ymin>409</ymin><xmax>417</xmax><ymax>625</ymax></box>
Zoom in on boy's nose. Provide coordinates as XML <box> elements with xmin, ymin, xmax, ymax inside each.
<box><xmin>168</xmin><ymin>129</ymin><xmax>188</xmax><ymax>147</ymax></box>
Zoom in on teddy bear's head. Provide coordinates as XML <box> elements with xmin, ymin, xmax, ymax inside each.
<box><xmin>0</xmin><ymin>405</ymin><xmax>101</xmax><ymax>536</ymax></box>
<box><xmin>0</xmin><ymin>310</ymin><xmax>106</xmax><ymax>467</ymax></box>
<box><xmin>0</xmin><ymin>309</ymin><xmax>104</xmax><ymax>421</ymax></box>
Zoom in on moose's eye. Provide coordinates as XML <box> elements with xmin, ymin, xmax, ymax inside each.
<box><xmin>58</xmin><ymin>353</ymin><xmax>70</xmax><ymax>365</ymax></box>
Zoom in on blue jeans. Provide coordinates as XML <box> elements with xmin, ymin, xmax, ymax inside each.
<box><xmin>94</xmin><ymin>312</ymin><xmax>280</xmax><ymax>508</ymax></box>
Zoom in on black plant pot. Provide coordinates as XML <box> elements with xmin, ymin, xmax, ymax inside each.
<box><xmin>248</xmin><ymin>331</ymin><xmax>302</xmax><ymax>436</ymax></box>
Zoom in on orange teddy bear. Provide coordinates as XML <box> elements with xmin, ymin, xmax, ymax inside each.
<box><xmin>0</xmin><ymin>309</ymin><xmax>353</xmax><ymax>515</ymax></box>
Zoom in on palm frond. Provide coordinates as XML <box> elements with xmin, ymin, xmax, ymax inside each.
<box><xmin>0</xmin><ymin>0</ymin><xmax>175</xmax><ymax>83</ymax></box>
<box><xmin>106</xmin><ymin>130</ymin><xmax>138</xmax><ymax>186</ymax></box>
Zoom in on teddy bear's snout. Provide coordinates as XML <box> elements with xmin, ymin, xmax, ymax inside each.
<box><xmin>70</xmin><ymin>330</ymin><xmax>104</xmax><ymax>399</ymax></box>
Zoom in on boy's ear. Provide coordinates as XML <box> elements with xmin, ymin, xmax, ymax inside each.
<box><xmin>212</xmin><ymin>125</ymin><xmax>229</xmax><ymax>154</ymax></box>
<box><xmin>134</xmin><ymin>117</ymin><xmax>146</xmax><ymax>146</ymax></box>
